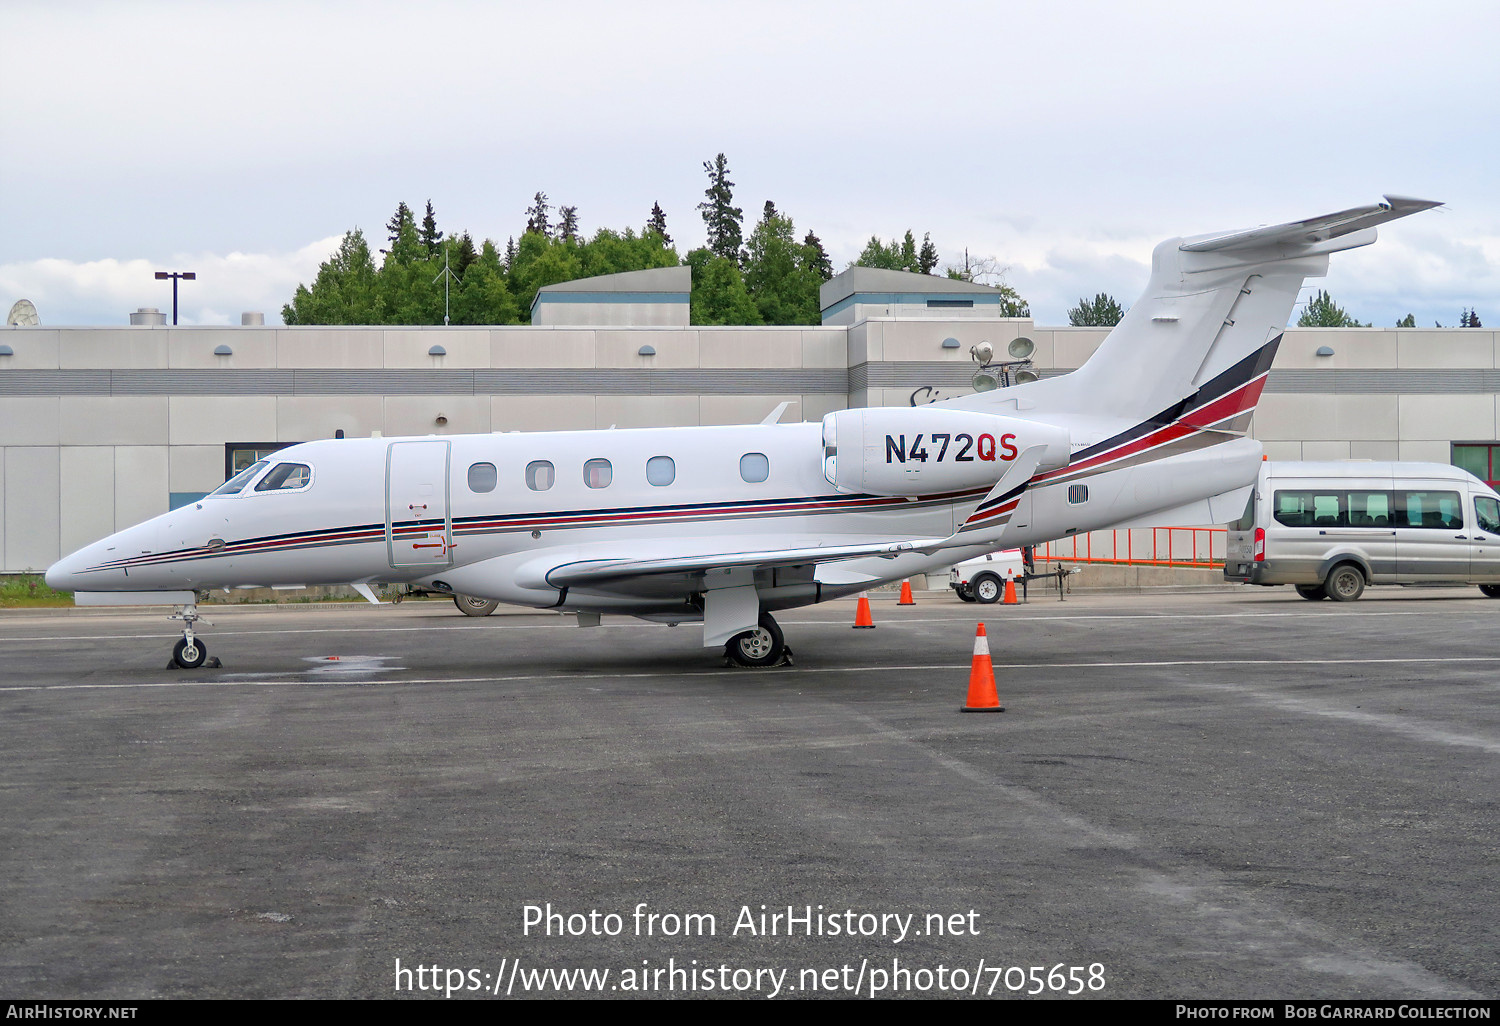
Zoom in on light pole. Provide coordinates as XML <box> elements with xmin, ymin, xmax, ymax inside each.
<box><xmin>153</xmin><ymin>270</ymin><xmax>196</xmax><ymax>325</ymax></box>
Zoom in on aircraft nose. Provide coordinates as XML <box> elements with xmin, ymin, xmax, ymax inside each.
<box><xmin>44</xmin><ymin>552</ymin><xmax>83</xmax><ymax>592</ymax></box>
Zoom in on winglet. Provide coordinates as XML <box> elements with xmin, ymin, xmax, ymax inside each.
<box><xmin>760</xmin><ymin>401</ymin><xmax>794</xmax><ymax>425</ymax></box>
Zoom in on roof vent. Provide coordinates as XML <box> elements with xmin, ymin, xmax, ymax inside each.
<box><xmin>241</xmin><ymin>312</ymin><xmax>264</xmax><ymax>326</ymax></box>
<box><xmin>130</xmin><ymin>307</ymin><xmax>166</xmax><ymax>326</ymax></box>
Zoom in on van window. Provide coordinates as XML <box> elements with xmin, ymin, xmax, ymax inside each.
<box><xmin>468</xmin><ymin>462</ymin><xmax>497</xmax><ymax>493</ymax></box>
<box><xmin>646</xmin><ymin>455</ymin><xmax>675</xmax><ymax>487</ymax></box>
<box><xmin>525</xmin><ymin>461</ymin><xmax>555</xmax><ymax>491</ymax></box>
<box><xmin>740</xmin><ymin>453</ymin><xmax>769</xmax><ymax>483</ymax></box>
<box><xmin>584</xmin><ymin>458</ymin><xmax>613</xmax><ymax>489</ymax></box>
<box><xmin>1398</xmin><ymin>490</ymin><xmax>1463</xmax><ymax>529</ymax></box>
<box><xmin>1476</xmin><ymin>496</ymin><xmax>1500</xmax><ymax>535</ymax></box>
<box><xmin>254</xmin><ymin>463</ymin><xmax>312</xmax><ymax>492</ymax></box>
<box><xmin>1274</xmin><ymin>489</ymin><xmax>1395</xmax><ymax>529</ymax></box>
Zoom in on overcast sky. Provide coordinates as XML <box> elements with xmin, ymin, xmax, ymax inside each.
<box><xmin>2</xmin><ymin>0</ymin><xmax>1496</xmax><ymax>328</ymax></box>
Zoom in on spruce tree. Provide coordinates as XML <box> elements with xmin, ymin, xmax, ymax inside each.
<box><xmin>383</xmin><ymin>202</ymin><xmax>414</xmax><ymax>254</ymax></box>
<box><xmin>918</xmin><ymin>233</ymin><xmax>939</xmax><ymax>275</ymax></box>
<box><xmin>558</xmin><ymin>205</ymin><xmax>580</xmax><ymax>242</ymax></box>
<box><xmin>1296</xmin><ymin>290</ymin><xmax>1367</xmax><ymax>327</ymax></box>
<box><xmin>647</xmin><ymin>202</ymin><xmax>672</xmax><ymax>244</ymax></box>
<box><xmin>525</xmin><ymin>192</ymin><xmax>552</xmax><ymax>237</ymax></box>
<box><xmin>1068</xmin><ymin>293</ymin><xmax>1126</xmax><ymax>327</ymax></box>
<box><xmin>697</xmin><ymin>153</ymin><xmax>744</xmax><ymax>263</ymax></box>
<box><xmin>419</xmin><ymin>200</ymin><xmax>443</xmax><ymax>255</ymax></box>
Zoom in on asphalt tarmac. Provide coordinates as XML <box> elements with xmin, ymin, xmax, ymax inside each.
<box><xmin>0</xmin><ymin>588</ymin><xmax>1496</xmax><ymax>1000</ymax></box>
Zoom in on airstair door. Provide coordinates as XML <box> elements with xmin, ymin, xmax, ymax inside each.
<box><xmin>386</xmin><ymin>440</ymin><xmax>453</xmax><ymax>569</ymax></box>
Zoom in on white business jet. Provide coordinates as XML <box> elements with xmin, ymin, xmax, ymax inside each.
<box><xmin>47</xmin><ymin>196</ymin><xmax>1439</xmax><ymax>668</ymax></box>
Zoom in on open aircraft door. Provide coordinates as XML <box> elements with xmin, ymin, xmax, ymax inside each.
<box><xmin>386</xmin><ymin>440</ymin><xmax>453</xmax><ymax>569</ymax></box>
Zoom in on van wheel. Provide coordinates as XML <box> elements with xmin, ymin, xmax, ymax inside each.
<box><xmin>1295</xmin><ymin>585</ymin><xmax>1327</xmax><ymax>601</ymax></box>
<box><xmin>1480</xmin><ymin>585</ymin><xmax>1500</xmax><ymax>598</ymax></box>
<box><xmin>1323</xmin><ymin>564</ymin><xmax>1366</xmax><ymax>602</ymax></box>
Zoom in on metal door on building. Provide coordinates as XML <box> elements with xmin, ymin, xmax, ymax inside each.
<box><xmin>386</xmin><ymin>440</ymin><xmax>453</xmax><ymax>569</ymax></box>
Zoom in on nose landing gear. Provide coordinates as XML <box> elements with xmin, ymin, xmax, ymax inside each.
<box><xmin>168</xmin><ymin>599</ymin><xmax>219</xmax><ymax>669</ymax></box>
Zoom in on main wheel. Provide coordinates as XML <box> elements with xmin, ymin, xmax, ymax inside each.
<box><xmin>454</xmin><ymin>594</ymin><xmax>500</xmax><ymax>617</ymax></box>
<box><xmin>1480</xmin><ymin>585</ymin><xmax>1500</xmax><ymax>598</ymax></box>
<box><xmin>955</xmin><ymin>585</ymin><xmax>977</xmax><ymax>603</ymax></box>
<box><xmin>1323</xmin><ymin>564</ymin><xmax>1366</xmax><ymax>602</ymax></box>
<box><xmin>1295</xmin><ymin>584</ymin><xmax>1327</xmax><ymax>601</ymax></box>
<box><xmin>973</xmin><ymin>574</ymin><xmax>1002</xmax><ymax>604</ymax></box>
<box><xmin>725</xmin><ymin>614</ymin><xmax>786</xmax><ymax>667</ymax></box>
<box><xmin>173</xmin><ymin>637</ymin><xmax>208</xmax><ymax>669</ymax></box>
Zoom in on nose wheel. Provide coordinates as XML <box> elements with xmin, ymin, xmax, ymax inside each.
<box><xmin>168</xmin><ymin>600</ymin><xmax>217</xmax><ymax>669</ymax></box>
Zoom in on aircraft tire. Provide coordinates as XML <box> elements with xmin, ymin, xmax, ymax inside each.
<box><xmin>454</xmin><ymin>595</ymin><xmax>500</xmax><ymax>617</ymax></box>
<box><xmin>1295</xmin><ymin>584</ymin><xmax>1327</xmax><ymax>601</ymax></box>
<box><xmin>973</xmin><ymin>574</ymin><xmax>1002</xmax><ymax>604</ymax></box>
<box><xmin>1480</xmin><ymin>585</ymin><xmax>1500</xmax><ymax>598</ymax></box>
<box><xmin>955</xmin><ymin>585</ymin><xmax>977</xmax><ymax>603</ymax></box>
<box><xmin>1323</xmin><ymin>564</ymin><xmax>1366</xmax><ymax>602</ymax></box>
<box><xmin>725</xmin><ymin>615</ymin><xmax>785</xmax><ymax>667</ymax></box>
<box><xmin>173</xmin><ymin>638</ymin><xmax>208</xmax><ymax>669</ymax></box>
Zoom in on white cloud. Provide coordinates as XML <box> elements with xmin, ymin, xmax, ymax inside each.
<box><xmin>0</xmin><ymin>237</ymin><xmax>341</xmax><ymax>326</ymax></box>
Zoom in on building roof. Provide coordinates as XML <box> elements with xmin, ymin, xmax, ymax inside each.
<box><xmin>819</xmin><ymin>266</ymin><xmax>1001</xmax><ymax>312</ymax></box>
<box><xmin>536</xmin><ymin>264</ymin><xmax>690</xmax><ymax>296</ymax></box>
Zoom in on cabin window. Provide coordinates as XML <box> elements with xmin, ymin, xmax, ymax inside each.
<box><xmin>584</xmin><ymin>458</ymin><xmax>613</xmax><ymax>489</ymax></box>
<box><xmin>525</xmin><ymin>460</ymin><xmax>555</xmax><ymax>491</ymax></box>
<box><xmin>740</xmin><ymin>452</ymin><xmax>769</xmax><ymax>483</ymax></box>
<box><xmin>211</xmin><ymin>460</ymin><xmax>268</xmax><ymax>496</ymax></box>
<box><xmin>468</xmin><ymin>462</ymin><xmax>497</xmax><ymax>493</ymax></box>
<box><xmin>646</xmin><ymin>455</ymin><xmax>675</xmax><ymax>487</ymax></box>
<box><xmin>254</xmin><ymin>463</ymin><xmax>312</xmax><ymax>492</ymax></box>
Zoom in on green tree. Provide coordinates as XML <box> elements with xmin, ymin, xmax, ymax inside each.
<box><xmin>558</xmin><ymin>205</ymin><xmax>580</xmax><ymax>243</ymax></box>
<box><xmin>1396</xmin><ymin>313</ymin><xmax>1417</xmax><ymax>328</ymax></box>
<box><xmin>686</xmin><ymin>247</ymin><xmax>760</xmax><ymax>325</ymax></box>
<box><xmin>1296</xmin><ymin>290</ymin><xmax>1367</xmax><ymax>327</ymax></box>
<box><xmin>450</xmin><ymin>239</ymin><xmax>519</xmax><ymax>325</ymax></box>
<box><xmin>1461</xmin><ymin>308</ymin><xmax>1483</xmax><ymax>327</ymax></box>
<box><xmin>743</xmin><ymin>203</ymin><xmax>822</xmax><ymax>325</ymax></box>
<box><xmin>282</xmin><ymin>228</ymin><xmax>380</xmax><ymax>325</ymax></box>
<box><xmin>1069</xmin><ymin>293</ymin><xmax>1126</xmax><ymax>327</ymax></box>
<box><xmin>419</xmin><ymin>200</ymin><xmax>443</xmax><ymax>255</ymax></box>
<box><xmin>802</xmin><ymin>231</ymin><xmax>832</xmax><ymax>281</ymax></box>
<box><xmin>384</xmin><ymin>202</ymin><xmax>414</xmax><ymax>254</ymax></box>
<box><xmin>525</xmin><ymin>192</ymin><xmax>552</xmax><ymax>238</ymax></box>
<box><xmin>647</xmin><ymin>202</ymin><xmax>671</xmax><ymax>245</ymax></box>
<box><xmin>853</xmin><ymin>231</ymin><xmax>931</xmax><ymax>273</ymax></box>
<box><xmin>918</xmin><ymin>233</ymin><xmax>939</xmax><ymax>275</ymax></box>
<box><xmin>697</xmin><ymin>153</ymin><xmax>744</xmax><ymax>263</ymax></box>
<box><xmin>452</xmin><ymin>231</ymin><xmax>478</xmax><ymax>278</ymax></box>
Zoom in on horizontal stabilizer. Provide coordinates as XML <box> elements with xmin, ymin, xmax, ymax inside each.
<box><xmin>1180</xmin><ymin>195</ymin><xmax>1441</xmax><ymax>253</ymax></box>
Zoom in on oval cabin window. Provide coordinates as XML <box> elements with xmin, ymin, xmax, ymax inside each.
<box><xmin>646</xmin><ymin>455</ymin><xmax>675</xmax><ymax>487</ymax></box>
<box><xmin>584</xmin><ymin>458</ymin><xmax>613</xmax><ymax>489</ymax></box>
<box><xmin>526</xmin><ymin>461</ymin><xmax>555</xmax><ymax>491</ymax></box>
<box><xmin>739</xmin><ymin>453</ymin><xmax>769</xmax><ymax>484</ymax></box>
<box><xmin>468</xmin><ymin>462</ymin><xmax>497</xmax><ymax>493</ymax></box>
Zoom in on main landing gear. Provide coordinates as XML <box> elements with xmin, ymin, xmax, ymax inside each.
<box><xmin>724</xmin><ymin>613</ymin><xmax>792</xmax><ymax>668</ymax></box>
<box><xmin>168</xmin><ymin>599</ymin><xmax>218</xmax><ymax>669</ymax></box>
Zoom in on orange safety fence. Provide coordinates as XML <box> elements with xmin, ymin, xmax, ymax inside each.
<box><xmin>1036</xmin><ymin>527</ymin><xmax>1226</xmax><ymax>569</ymax></box>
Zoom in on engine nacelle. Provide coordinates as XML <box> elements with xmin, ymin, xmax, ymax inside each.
<box><xmin>821</xmin><ymin>407</ymin><xmax>1070</xmax><ymax>496</ymax></box>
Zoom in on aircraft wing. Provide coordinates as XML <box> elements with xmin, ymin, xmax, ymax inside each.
<box><xmin>1179</xmin><ymin>194</ymin><xmax>1441</xmax><ymax>253</ymax></box>
<box><xmin>538</xmin><ymin>535</ymin><xmax>949</xmax><ymax>590</ymax></box>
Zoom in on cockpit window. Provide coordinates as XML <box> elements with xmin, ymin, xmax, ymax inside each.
<box><xmin>211</xmin><ymin>460</ymin><xmax>268</xmax><ymax>496</ymax></box>
<box><xmin>253</xmin><ymin>462</ymin><xmax>313</xmax><ymax>492</ymax></box>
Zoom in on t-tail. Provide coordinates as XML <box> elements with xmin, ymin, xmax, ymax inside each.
<box><xmin>952</xmin><ymin>195</ymin><xmax>1441</xmax><ymax>430</ymax></box>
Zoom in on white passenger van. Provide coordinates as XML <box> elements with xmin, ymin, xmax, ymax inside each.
<box><xmin>1224</xmin><ymin>461</ymin><xmax>1500</xmax><ymax>600</ymax></box>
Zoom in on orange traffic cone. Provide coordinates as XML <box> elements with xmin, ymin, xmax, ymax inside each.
<box><xmin>960</xmin><ymin>623</ymin><xmax>1004</xmax><ymax>713</ymax></box>
<box><xmin>898</xmin><ymin>579</ymin><xmax>915</xmax><ymax>605</ymax></box>
<box><xmin>853</xmin><ymin>592</ymin><xmax>876</xmax><ymax>628</ymax></box>
<box><xmin>1002</xmin><ymin>569</ymin><xmax>1019</xmax><ymax>605</ymax></box>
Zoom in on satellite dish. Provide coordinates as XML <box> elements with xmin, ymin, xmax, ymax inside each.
<box><xmin>971</xmin><ymin>369</ymin><xmax>1000</xmax><ymax>392</ymax></box>
<box><xmin>6</xmin><ymin>299</ymin><xmax>39</xmax><ymax>327</ymax></box>
<box><xmin>969</xmin><ymin>340</ymin><xmax>994</xmax><ymax>365</ymax></box>
<box><xmin>1014</xmin><ymin>368</ymin><xmax>1040</xmax><ymax>384</ymax></box>
<box><xmin>1007</xmin><ymin>336</ymin><xmax>1035</xmax><ymax>360</ymax></box>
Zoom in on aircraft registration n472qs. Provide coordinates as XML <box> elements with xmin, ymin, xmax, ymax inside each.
<box><xmin>47</xmin><ymin>195</ymin><xmax>1441</xmax><ymax>668</ymax></box>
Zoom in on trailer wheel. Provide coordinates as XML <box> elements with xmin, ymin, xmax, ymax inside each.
<box><xmin>1323</xmin><ymin>563</ymin><xmax>1366</xmax><ymax>602</ymax></box>
<box><xmin>955</xmin><ymin>585</ymin><xmax>977</xmax><ymax>603</ymax></box>
<box><xmin>1295</xmin><ymin>584</ymin><xmax>1327</xmax><ymax>601</ymax></box>
<box><xmin>973</xmin><ymin>574</ymin><xmax>1002</xmax><ymax>604</ymax></box>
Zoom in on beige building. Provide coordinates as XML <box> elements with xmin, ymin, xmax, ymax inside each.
<box><xmin>2</xmin><ymin>266</ymin><xmax>1497</xmax><ymax>574</ymax></box>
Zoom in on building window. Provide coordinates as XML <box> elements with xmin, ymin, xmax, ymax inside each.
<box><xmin>1067</xmin><ymin>484</ymin><xmax>1088</xmax><ymax>504</ymax></box>
<box><xmin>584</xmin><ymin>458</ymin><xmax>613</xmax><ymax>489</ymax></box>
<box><xmin>646</xmin><ymin>455</ymin><xmax>675</xmax><ymax>487</ymax></box>
<box><xmin>468</xmin><ymin>462</ymin><xmax>497</xmax><ymax>493</ymax></box>
<box><xmin>740</xmin><ymin>453</ymin><xmax>769</xmax><ymax>483</ymax></box>
<box><xmin>526</xmin><ymin>461</ymin><xmax>555</xmax><ymax>491</ymax></box>
<box><xmin>1453</xmin><ymin>443</ymin><xmax>1500</xmax><ymax>488</ymax></box>
<box><xmin>926</xmin><ymin>299</ymin><xmax>974</xmax><ymax>308</ymax></box>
